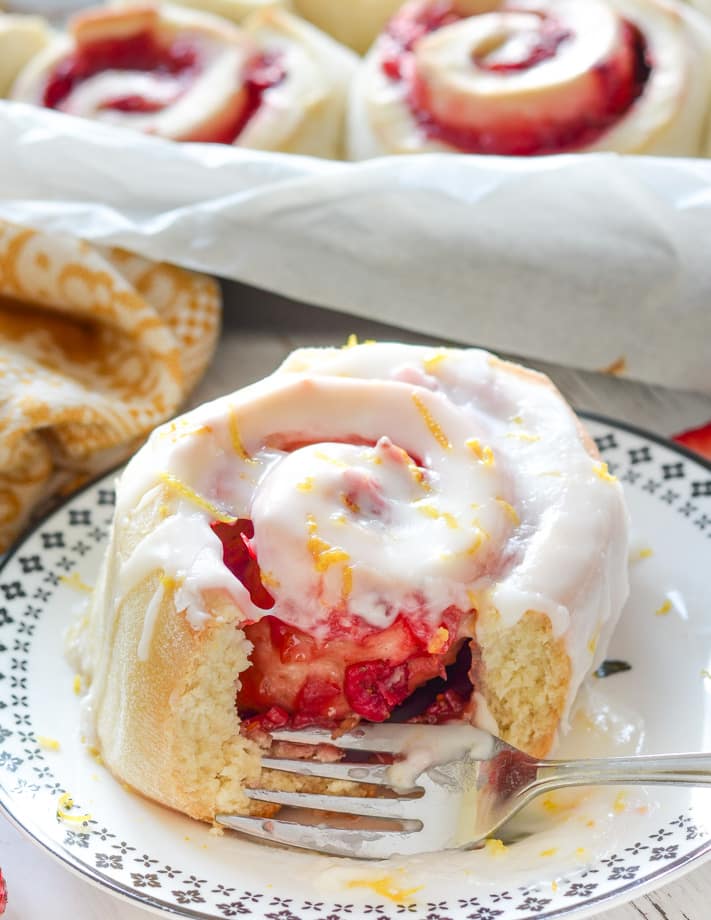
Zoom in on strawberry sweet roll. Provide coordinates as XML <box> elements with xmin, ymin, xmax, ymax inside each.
<box><xmin>10</xmin><ymin>3</ymin><xmax>356</xmax><ymax>156</ymax></box>
<box><xmin>348</xmin><ymin>0</ymin><xmax>711</xmax><ymax>158</ymax></box>
<box><xmin>71</xmin><ymin>344</ymin><xmax>629</xmax><ymax>822</ymax></box>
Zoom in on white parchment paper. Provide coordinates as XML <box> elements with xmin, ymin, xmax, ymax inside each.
<box><xmin>0</xmin><ymin>101</ymin><xmax>709</xmax><ymax>393</ymax></box>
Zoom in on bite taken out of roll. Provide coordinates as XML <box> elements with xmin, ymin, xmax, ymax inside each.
<box><xmin>348</xmin><ymin>0</ymin><xmax>711</xmax><ymax>158</ymax></box>
<box><xmin>70</xmin><ymin>343</ymin><xmax>629</xmax><ymax>824</ymax></box>
<box><xmin>10</xmin><ymin>3</ymin><xmax>357</xmax><ymax>157</ymax></box>
<box><xmin>292</xmin><ymin>0</ymin><xmax>406</xmax><ymax>53</ymax></box>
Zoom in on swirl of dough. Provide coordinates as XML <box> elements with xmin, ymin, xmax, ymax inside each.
<box><xmin>348</xmin><ymin>0</ymin><xmax>711</xmax><ymax>157</ymax></box>
<box><xmin>11</xmin><ymin>3</ymin><xmax>356</xmax><ymax>156</ymax></box>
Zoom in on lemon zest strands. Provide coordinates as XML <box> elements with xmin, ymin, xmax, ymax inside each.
<box><xmin>416</xmin><ymin>503</ymin><xmax>458</xmax><ymax>529</ymax></box>
<box><xmin>73</xmin><ymin>674</ymin><xmax>82</xmax><ymax>695</ymax></box>
<box><xmin>37</xmin><ymin>735</ymin><xmax>60</xmax><ymax>751</ymax></box>
<box><xmin>344</xmin><ymin>334</ymin><xmax>376</xmax><ymax>348</ymax></box>
<box><xmin>88</xmin><ymin>745</ymin><xmax>104</xmax><ymax>766</ymax></box>
<box><xmin>342</xmin><ymin>564</ymin><xmax>353</xmax><ymax>599</ymax></box>
<box><xmin>427</xmin><ymin>627</ymin><xmax>449</xmax><ymax>654</ymax></box>
<box><xmin>466</xmin><ymin>527</ymin><xmax>489</xmax><ymax>557</ymax></box>
<box><xmin>342</xmin><ymin>492</ymin><xmax>360</xmax><ymax>514</ymax></box>
<box><xmin>56</xmin><ymin>792</ymin><xmax>91</xmax><ymax>825</ymax></box>
<box><xmin>593</xmin><ymin>462</ymin><xmax>617</xmax><ymax>483</ymax></box>
<box><xmin>60</xmin><ymin>571</ymin><xmax>93</xmax><ymax>593</ymax></box>
<box><xmin>423</xmin><ymin>350</ymin><xmax>447</xmax><ymax>373</ymax></box>
<box><xmin>228</xmin><ymin>405</ymin><xmax>254</xmax><ymax>462</ymax></box>
<box><xmin>495</xmin><ymin>498</ymin><xmax>520</xmax><ymax>526</ymax></box>
<box><xmin>410</xmin><ymin>464</ymin><xmax>431</xmax><ymax>491</ymax></box>
<box><xmin>506</xmin><ymin>431</ymin><xmax>541</xmax><ymax>443</ymax></box>
<box><xmin>656</xmin><ymin>599</ymin><xmax>672</xmax><ymax>617</ymax></box>
<box><xmin>159</xmin><ymin>472</ymin><xmax>236</xmax><ymax>524</ymax></box>
<box><xmin>314</xmin><ymin>547</ymin><xmax>351</xmax><ymax>573</ymax></box>
<box><xmin>412</xmin><ymin>393</ymin><xmax>452</xmax><ymax>450</ymax></box>
<box><xmin>466</xmin><ymin>438</ymin><xmax>495</xmax><ymax>467</ymax></box>
<box><xmin>261</xmin><ymin>570</ymin><xmax>281</xmax><ymax>590</ymax></box>
<box><xmin>484</xmin><ymin>838</ymin><xmax>507</xmax><ymax>856</ymax></box>
<box><xmin>306</xmin><ymin>515</ymin><xmax>351</xmax><ymax>574</ymax></box>
<box><xmin>347</xmin><ymin>876</ymin><xmax>423</xmax><ymax>905</ymax></box>
<box><xmin>315</xmin><ymin>450</ymin><xmax>347</xmax><ymax>468</ymax></box>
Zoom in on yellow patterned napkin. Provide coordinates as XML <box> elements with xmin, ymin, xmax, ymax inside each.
<box><xmin>0</xmin><ymin>220</ymin><xmax>221</xmax><ymax>551</ymax></box>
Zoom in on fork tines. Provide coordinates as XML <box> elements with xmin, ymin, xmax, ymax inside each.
<box><xmin>216</xmin><ymin>725</ymin><xmax>426</xmax><ymax>858</ymax></box>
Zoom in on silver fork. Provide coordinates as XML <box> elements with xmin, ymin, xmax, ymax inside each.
<box><xmin>216</xmin><ymin>723</ymin><xmax>711</xmax><ymax>859</ymax></box>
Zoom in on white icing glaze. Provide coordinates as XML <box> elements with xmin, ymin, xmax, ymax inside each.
<box><xmin>137</xmin><ymin>578</ymin><xmax>165</xmax><ymax>661</ymax></box>
<box><xmin>110</xmin><ymin>342</ymin><xmax>629</xmax><ymax>727</ymax></box>
<box><xmin>385</xmin><ymin>723</ymin><xmax>496</xmax><ymax>790</ymax></box>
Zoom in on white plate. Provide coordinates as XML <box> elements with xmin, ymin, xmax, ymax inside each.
<box><xmin>1</xmin><ymin>415</ymin><xmax>711</xmax><ymax>920</ymax></box>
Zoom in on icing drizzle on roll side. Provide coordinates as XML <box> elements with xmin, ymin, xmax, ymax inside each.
<box><xmin>112</xmin><ymin>343</ymin><xmax>630</xmax><ymax>737</ymax></box>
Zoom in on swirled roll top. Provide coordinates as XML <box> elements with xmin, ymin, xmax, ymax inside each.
<box><xmin>74</xmin><ymin>344</ymin><xmax>629</xmax><ymax>821</ymax></box>
<box><xmin>116</xmin><ymin>343</ymin><xmax>628</xmax><ymax>714</ymax></box>
<box><xmin>11</xmin><ymin>3</ymin><xmax>357</xmax><ymax>156</ymax></box>
<box><xmin>348</xmin><ymin>0</ymin><xmax>711</xmax><ymax>157</ymax></box>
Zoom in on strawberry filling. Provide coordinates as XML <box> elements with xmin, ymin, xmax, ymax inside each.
<box><xmin>43</xmin><ymin>30</ymin><xmax>199</xmax><ymax>110</ymax></box>
<box><xmin>200</xmin><ymin>52</ymin><xmax>287</xmax><ymax>145</ymax></box>
<box><xmin>43</xmin><ymin>30</ymin><xmax>286</xmax><ymax>144</ymax></box>
<box><xmin>212</xmin><ymin>518</ymin><xmax>476</xmax><ymax>735</ymax></box>
<box><xmin>380</xmin><ymin>1</ymin><xmax>651</xmax><ymax>155</ymax></box>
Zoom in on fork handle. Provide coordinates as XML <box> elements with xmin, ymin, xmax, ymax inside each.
<box><xmin>534</xmin><ymin>752</ymin><xmax>711</xmax><ymax>794</ymax></box>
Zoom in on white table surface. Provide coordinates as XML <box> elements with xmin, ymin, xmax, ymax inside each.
<box><xmin>2</xmin><ymin>279</ymin><xmax>710</xmax><ymax>920</ymax></box>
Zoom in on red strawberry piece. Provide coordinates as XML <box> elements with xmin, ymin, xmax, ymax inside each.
<box><xmin>344</xmin><ymin>660</ymin><xmax>410</xmax><ymax>722</ymax></box>
<box><xmin>212</xmin><ymin>518</ymin><xmax>275</xmax><ymax>610</ymax></box>
<box><xmin>673</xmin><ymin>421</ymin><xmax>711</xmax><ymax>461</ymax></box>
<box><xmin>0</xmin><ymin>865</ymin><xmax>7</xmax><ymax>914</ymax></box>
<box><xmin>268</xmin><ymin>617</ymin><xmax>316</xmax><ymax>665</ymax></box>
<box><xmin>248</xmin><ymin>705</ymin><xmax>290</xmax><ymax>733</ymax></box>
<box><xmin>293</xmin><ymin>678</ymin><xmax>341</xmax><ymax>728</ymax></box>
<box><xmin>413</xmin><ymin>688</ymin><xmax>469</xmax><ymax>724</ymax></box>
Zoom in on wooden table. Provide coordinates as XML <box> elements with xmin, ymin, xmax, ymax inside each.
<box><xmin>2</xmin><ymin>280</ymin><xmax>710</xmax><ymax>920</ymax></box>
